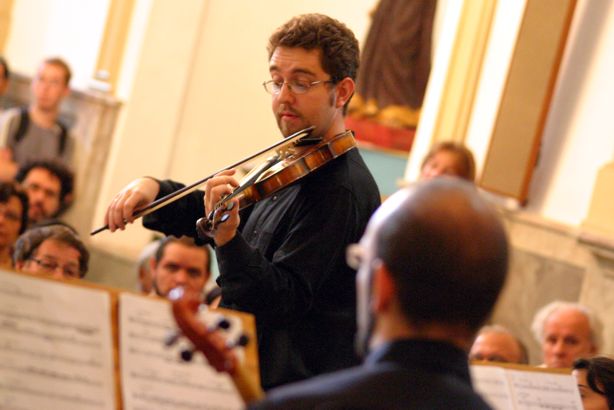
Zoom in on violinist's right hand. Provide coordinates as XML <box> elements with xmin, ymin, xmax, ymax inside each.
<box><xmin>104</xmin><ymin>177</ymin><xmax>160</xmax><ymax>231</ymax></box>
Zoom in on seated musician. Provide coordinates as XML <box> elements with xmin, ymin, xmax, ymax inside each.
<box><xmin>573</xmin><ymin>356</ymin><xmax>614</xmax><ymax>410</ymax></box>
<box><xmin>149</xmin><ymin>235</ymin><xmax>211</xmax><ymax>299</ymax></box>
<box><xmin>174</xmin><ymin>178</ymin><xmax>509</xmax><ymax>409</ymax></box>
<box><xmin>469</xmin><ymin>324</ymin><xmax>529</xmax><ymax>364</ymax></box>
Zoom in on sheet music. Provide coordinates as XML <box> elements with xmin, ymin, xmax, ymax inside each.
<box><xmin>471</xmin><ymin>364</ymin><xmax>583</xmax><ymax>410</ymax></box>
<box><xmin>471</xmin><ymin>365</ymin><xmax>515</xmax><ymax>410</ymax></box>
<box><xmin>119</xmin><ymin>293</ymin><xmax>245</xmax><ymax>410</ymax></box>
<box><xmin>507</xmin><ymin>369</ymin><xmax>583</xmax><ymax>410</ymax></box>
<box><xmin>0</xmin><ymin>269</ymin><xmax>115</xmax><ymax>410</ymax></box>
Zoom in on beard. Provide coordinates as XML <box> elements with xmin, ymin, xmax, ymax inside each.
<box><xmin>29</xmin><ymin>204</ymin><xmax>47</xmax><ymax>223</ymax></box>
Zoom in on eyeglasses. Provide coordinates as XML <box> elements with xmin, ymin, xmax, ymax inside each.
<box><xmin>262</xmin><ymin>79</ymin><xmax>334</xmax><ymax>95</ymax></box>
<box><xmin>28</xmin><ymin>257</ymin><xmax>81</xmax><ymax>278</ymax></box>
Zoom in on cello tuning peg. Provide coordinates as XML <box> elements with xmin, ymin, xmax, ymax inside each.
<box><xmin>180</xmin><ymin>347</ymin><xmax>195</xmax><ymax>362</ymax></box>
<box><xmin>164</xmin><ymin>329</ymin><xmax>181</xmax><ymax>347</ymax></box>
<box><xmin>236</xmin><ymin>334</ymin><xmax>250</xmax><ymax>347</ymax></box>
<box><xmin>227</xmin><ymin>333</ymin><xmax>250</xmax><ymax>349</ymax></box>
<box><xmin>216</xmin><ymin>317</ymin><xmax>231</xmax><ymax>330</ymax></box>
<box><xmin>205</xmin><ymin>317</ymin><xmax>231</xmax><ymax>332</ymax></box>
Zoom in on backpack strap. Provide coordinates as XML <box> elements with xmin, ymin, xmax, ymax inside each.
<box><xmin>14</xmin><ymin>106</ymin><xmax>68</xmax><ymax>156</ymax></box>
<box><xmin>57</xmin><ymin>120</ymin><xmax>68</xmax><ymax>156</ymax></box>
<box><xmin>13</xmin><ymin>106</ymin><xmax>30</xmax><ymax>144</ymax></box>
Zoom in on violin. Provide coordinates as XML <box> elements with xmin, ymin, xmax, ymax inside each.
<box><xmin>91</xmin><ymin>126</ymin><xmax>357</xmax><ymax>236</ymax></box>
<box><xmin>198</xmin><ymin>128</ymin><xmax>357</xmax><ymax>236</ymax></box>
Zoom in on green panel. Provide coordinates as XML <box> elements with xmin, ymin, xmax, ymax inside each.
<box><xmin>358</xmin><ymin>148</ymin><xmax>408</xmax><ymax>197</ymax></box>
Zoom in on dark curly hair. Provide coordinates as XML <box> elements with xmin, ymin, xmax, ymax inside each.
<box><xmin>574</xmin><ymin>357</ymin><xmax>614</xmax><ymax>409</ymax></box>
<box><xmin>0</xmin><ymin>181</ymin><xmax>29</xmax><ymax>234</ymax></box>
<box><xmin>267</xmin><ymin>14</ymin><xmax>359</xmax><ymax>112</ymax></box>
<box><xmin>15</xmin><ymin>159</ymin><xmax>75</xmax><ymax>216</ymax></box>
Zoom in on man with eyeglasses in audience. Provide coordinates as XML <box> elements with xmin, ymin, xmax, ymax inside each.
<box><xmin>103</xmin><ymin>14</ymin><xmax>380</xmax><ymax>389</ymax></box>
<box><xmin>12</xmin><ymin>224</ymin><xmax>88</xmax><ymax>279</ymax></box>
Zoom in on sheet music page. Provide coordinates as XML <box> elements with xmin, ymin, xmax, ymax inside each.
<box><xmin>506</xmin><ymin>369</ymin><xmax>583</xmax><ymax>410</ymax></box>
<box><xmin>0</xmin><ymin>269</ymin><xmax>115</xmax><ymax>410</ymax></box>
<box><xmin>471</xmin><ymin>365</ymin><xmax>515</xmax><ymax>410</ymax></box>
<box><xmin>119</xmin><ymin>293</ymin><xmax>245</xmax><ymax>410</ymax></box>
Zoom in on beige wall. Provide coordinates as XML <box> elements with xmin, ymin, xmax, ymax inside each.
<box><xmin>410</xmin><ymin>0</ymin><xmax>614</xmax><ymax>228</ymax></box>
<box><xmin>4</xmin><ymin>0</ymin><xmax>110</xmax><ymax>89</ymax></box>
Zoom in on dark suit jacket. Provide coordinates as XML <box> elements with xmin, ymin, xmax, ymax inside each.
<box><xmin>249</xmin><ymin>339</ymin><xmax>492</xmax><ymax>410</ymax></box>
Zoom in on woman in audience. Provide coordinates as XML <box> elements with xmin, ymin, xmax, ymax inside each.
<box><xmin>0</xmin><ymin>182</ymin><xmax>28</xmax><ymax>268</ymax></box>
<box><xmin>419</xmin><ymin>141</ymin><xmax>476</xmax><ymax>182</ymax></box>
<box><xmin>573</xmin><ymin>356</ymin><xmax>614</xmax><ymax>410</ymax></box>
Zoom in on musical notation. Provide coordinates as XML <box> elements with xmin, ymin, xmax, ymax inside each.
<box><xmin>0</xmin><ymin>269</ymin><xmax>115</xmax><ymax>410</ymax></box>
<box><xmin>119</xmin><ymin>293</ymin><xmax>245</xmax><ymax>410</ymax></box>
<box><xmin>471</xmin><ymin>364</ymin><xmax>583</xmax><ymax>410</ymax></box>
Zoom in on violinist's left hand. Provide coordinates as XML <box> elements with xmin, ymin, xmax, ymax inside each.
<box><xmin>204</xmin><ymin>169</ymin><xmax>240</xmax><ymax>247</ymax></box>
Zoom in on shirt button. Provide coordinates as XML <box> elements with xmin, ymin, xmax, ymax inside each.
<box><xmin>272</xmin><ymin>195</ymin><xmax>278</xmax><ymax>201</ymax></box>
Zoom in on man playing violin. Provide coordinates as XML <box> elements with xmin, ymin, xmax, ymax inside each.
<box><xmin>104</xmin><ymin>13</ymin><xmax>380</xmax><ymax>389</ymax></box>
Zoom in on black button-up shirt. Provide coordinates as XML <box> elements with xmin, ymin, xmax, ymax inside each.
<box><xmin>145</xmin><ymin>147</ymin><xmax>380</xmax><ymax>389</ymax></box>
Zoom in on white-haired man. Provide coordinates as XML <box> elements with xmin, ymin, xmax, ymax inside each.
<box><xmin>531</xmin><ymin>301</ymin><xmax>602</xmax><ymax>368</ymax></box>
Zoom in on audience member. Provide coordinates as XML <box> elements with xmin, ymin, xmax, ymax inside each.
<box><xmin>0</xmin><ymin>56</ymin><xmax>10</xmax><ymax>109</ymax></box>
<box><xmin>13</xmin><ymin>224</ymin><xmax>89</xmax><ymax>279</ymax></box>
<box><xmin>573</xmin><ymin>357</ymin><xmax>614</xmax><ymax>410</ymax></box>
<box><xmin>0</xmin><ymin>57</ymin><xmax>74</xmax><ymax>181</ymax></box>
<box><xmin>240</xmin><ymin>178</ymin><xmax>509</xmax><ymax>409</ymax></box>
<box><xmin>532</xmin><ymin>300</ymin><xmax>602</xmax><ymax>368</ymax></box>
<box><xmin>151</xmin><ymin>236</ymin><xmax>211</xmax><ymax>298</ymax></box>
<box><xmin>15</xmin><ymin>159</ymin><xmax>74</xmax><ymax>225</ymax></box>
<box><xmin>0</xmin><ymin>182</ymin><xmax>28</xmax><ymax>268</ymax></box>
<box><xmin>469</xmin><ymin>324</ymin><xmax>528</xmax><ymax>364</ymax></box>
<box><xmin>136</xmin><ymin>239</ymin><xmax>161</xmax><ymax>294</ymax></box>
<box><xmin>419</xmin><ymin>141</ymin><xmax>476</xmax><ymax>182</ymax></box>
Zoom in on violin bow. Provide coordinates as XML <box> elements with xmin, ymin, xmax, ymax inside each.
<box><xmin>90</xmin><ymin>126</ymin><xmax>316</xmax><ymax>235</ymax></box>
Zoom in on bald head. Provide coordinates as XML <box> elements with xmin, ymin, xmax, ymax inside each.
<box><xmin>470</xmin><ymin>326</ymin><xmax>528</xmax><ymax>364</ymax></box>
<box><xmin>373</xmin><ymin>178</ymin><xmax>509</xmax><ymax>333</ymax></box>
